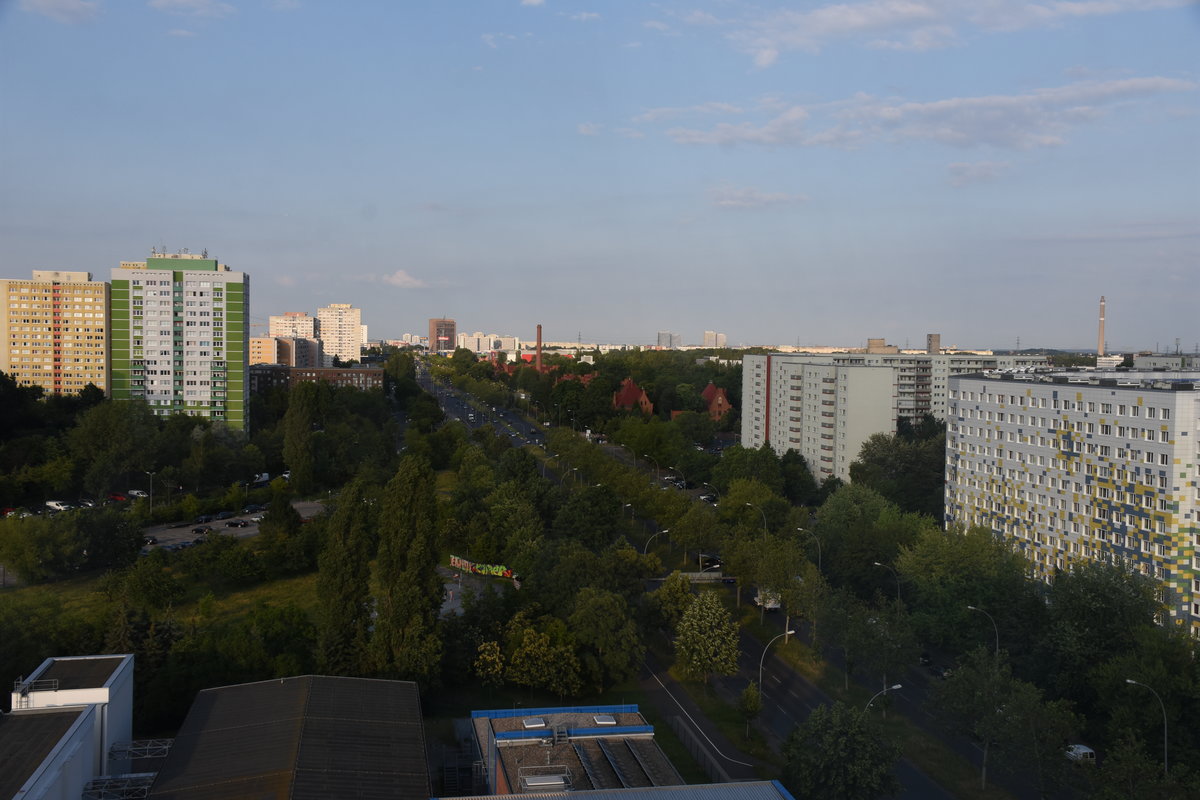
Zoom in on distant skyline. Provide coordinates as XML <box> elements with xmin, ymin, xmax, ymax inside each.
<box><xmin>1</xmin><ymin>1</ymin><xmax>1197</xmax><ymax>351</ymax></box>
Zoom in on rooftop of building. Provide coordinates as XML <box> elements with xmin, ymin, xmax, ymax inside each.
<box><xmin>448</xmin><ymin>779</ymin><xmax>796</xmax><ymax>800</ymax></box>
<box><xmin>25</xmin><ymin>654</ymin><xmax>128</xmax><ymax>691</ymax></box>
<box><xmin>954</xmin><ymin>369</ymin><xmax>1200</xmax><ymax>391</ymax></box>
<box><xmin>147</xmin><ymin>675</ymin><xmax>428</xmax><ymax>800</ymax></box>
<box><xmin>474</xmin><ymin>705</ymin><xmax>683</xmax><ymax>793</ymax></box>
<box><xmin>0</xmin><ymin>706</ymin><xmax>91</xmax><ymax>799</ymax></box>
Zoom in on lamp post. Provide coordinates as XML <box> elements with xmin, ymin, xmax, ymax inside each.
<box><xmin>643</xmin><ymin>528</ymin><xmax>668</xmax><ymax>555</ymax></box>
<box><xmin>623</xmin><ymin>503</ymin><xmax>634</xmax><ymax>520</ymax></box>
<box><xmin>759</xmin><ymin>629</ymin><xmax>796</xmax><ymax>690</ymax></box>
<box><xmin>798</xmin><ymin>528</ymin><xmax>821</xmax><ymax>572</ymax></box>
<box><xmin>669</xmin><ymin>465</ymin><xmax>686</xmax><ymax>490</ymax></box>
<box><xmin>145</xmin><ymin>470</ymin><xmax>156</xmax><ymax>512</ymax></box>
<box><xmin>702</xmin><ymin>482</ymin><xmax>721</xmax><ymax>505</ymax></box>
<box><xmin>1125</xmin><ymin>678</ymin><xmax>1168</xmax><ymax>780</ymax></box>
<box><xmin>642</xmin><ymin>453</ymin><xmax>661</xmax><ymax>483</ymax></box>
<box><xmin>746</xmin><ymin>502</ymin><xmax>768</xmax><ymax>539</ymax></box>
<box><xmin>873</xmin><ymin>561</ymin><xmax>901</xmax><ymax>610</ymax></box>
<box><xmin>861</xmin><ymin>684</ymin><xmax>903</xmax><ymax>718</ymax></box>
<box><xmin>967</xmin><ymin>605</ymin><xmax>999</xmax><ymax>658</ymax></box>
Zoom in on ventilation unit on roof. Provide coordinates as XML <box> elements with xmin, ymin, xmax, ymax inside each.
<box><xmin>522</xmin><ymin>717</ymin><xmax>547</xmax><ymax>729</ymax></box>
<box><xmin>593</xmin><ymin>714</ymin><xmax>616</xmax><ymax>726</ymax></box>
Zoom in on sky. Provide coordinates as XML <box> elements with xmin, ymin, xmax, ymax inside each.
<box><xmin>1</xmin><ymin>0</ymin><xmax>1197</xmax><ymax>351</ymax></box>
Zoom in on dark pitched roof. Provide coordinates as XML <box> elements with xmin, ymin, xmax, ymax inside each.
<box><xmin>0</xmin><ymin>707</ymin><xmax>90</xmax><ymax>799</ymax></box>
<box><xmin>148</xmin><ymin>675</ymin><xmax>429</xmax><ymax>800</ymax></box>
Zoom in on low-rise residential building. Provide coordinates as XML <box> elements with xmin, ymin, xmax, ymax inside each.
<box><xmin>945</xmin><ymin>370</ymin><xmax>1200</xmax><ymax>631</ymax></box>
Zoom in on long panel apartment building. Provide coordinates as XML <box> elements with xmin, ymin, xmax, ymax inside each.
<box><xmin>110</xmin><ymin>252</ymin><xmax>249</xmax><ymax>431</ymax></box>
<box><xmin>945</xmin><ymin>370</ymin><xmax>1200</xmax><ymax>631</ymax></box>
<box><xmin>742</xmin><ymin>349</ymin><xmax>1047</xmax><ymax>480</ymax></box>
<box><xmin>0</xmin><ymin>270</ymin><xmax>109</xmax><ymax>394</ymax></box>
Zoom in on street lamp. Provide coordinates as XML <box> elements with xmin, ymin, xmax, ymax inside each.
<box><xmin>967</xmin><ymin>605</ymin><xmax>999</xmax><ymax>658</ymax></box>
<box><xmin>643</xmin><ymin>528</ymin><xmax>669</xmax><ymax>555</ymax></box>
<box><xmin>669</xmin><ymin>465</ymin><xmax>686</xmax><ymax>490</ymax></box>
<box><xmin>145</xmin><ymin>470</ymin><xmax>156</xmax><ymax>512</ymax></box>
<box><xmin>759</xmin><ymin>629</ymin><xmax>796</xmax><ymax>690</ymax></box>
<box><xmin>861</xmin><ymin>684</ymin><xmax>903</xmax><ymax>718</ymax></box>
<box><xmin>642</xmin><ymin>453</ymin><xmax>661</xmax><ymax>482</ymax></box>
<box><xmin>702</xmin><ymin>482</ymin><xmax>721</xmax><ymax>505</ymax></box>
<box><xmin>798</xmin><ymin>528</ymin><xmax>821</xmax><ymax>572</ymax></box>
<box><xmin>873</xmin><ymin>561</ymin><xmax>901</xmax><ymax>610</ymax></box>
<box><xmin>746</xmin><ymin>502</ymin><xmax>768</xmax><ymax>539</ymax></box>
<box><xmin>1125</xmin><ymin>678</ymin><xmax>1168</xmax><ymax>780</ymax></box>
<box><xmin>623</xmin><ymin>503</ymin><xmax>634</xmax><ymax>520</ymax></box>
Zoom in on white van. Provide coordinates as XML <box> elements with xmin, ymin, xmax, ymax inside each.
<box><xmin>45</xmin><ymin>500</ymin><xmax>72</xmax><ymax>512</ymax></box>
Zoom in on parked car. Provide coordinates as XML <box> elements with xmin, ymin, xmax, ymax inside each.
<box><xmin>250</xmin><ymin>515</ymin><xmax>265</xmax><ymax>523</ymax></box>
<box><xmin>214</xmin><ymin>511</ymin><xmax>235</xmax><ymax>520</ymax></box>
<box><xmin>225</xmin><ymin>519</ymin><xmax>249</xmax><ymax>528</ymax></box>
<box><xmin>194</xmin><ymin>514</ymin><xmax>214</xmax><ymax>524</ymax></box>
<box><xmin>242</xmin><ymin>503</ymin><xmax>265</xmax><ymax>514</ymax></box>
<box><xmin>128</xmin><ymin>489</ymin><xmax>148</xmax><ymax>498</ymax></box>
<box><xmin>192</xmin><ymin>525</ymin><xmax>214</xmax><ymax>536</ymax></box>
<box><xmin>107</xmin><ymin>493</ymin><xmax>128</xmax><ymax>502</ymax></box>
<box><xmin>45</xmin><ymin>500</ymin><xmax>73</xmax><ymax>512</ymax></box>
<box><xmin>143</xmin><ymin>536</ymin><xmax>159</xmax><ymax>545</ymax></box>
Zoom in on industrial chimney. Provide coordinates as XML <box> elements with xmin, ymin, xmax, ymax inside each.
<box><xmin>1097</xmin><ymin>296</ymin><xmax>1106</xmax><ymax>357</ymax></box>
<box><xmin>536</xmin><ymin>324</ymin><xmax>543</xmax><ymax>373</ymax></box>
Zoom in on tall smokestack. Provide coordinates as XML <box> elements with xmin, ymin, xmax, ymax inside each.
<box><xmin>1097</xmin><ymin>296</ymin><xmax>1106</xmax><ymax>357</ymax></box>
<box><xmin>536</xmin><ymin>324</ymin><xmax>543</xmax><ymax>372</ymax></box>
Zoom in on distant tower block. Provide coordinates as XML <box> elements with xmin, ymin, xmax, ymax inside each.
<box><xmin>926</xmin><ymin>333</ymin><xmax>942</xmax><ymax>355</ymax></box>
<box><xmin>1097</xmin><ymin>296</ymin><xmax>1107</xmax><ymax>357</ymax></box>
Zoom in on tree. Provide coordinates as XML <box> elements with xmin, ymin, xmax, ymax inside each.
<box><xmin>651</xmin><ymin>571</ymin><xmax>695</xmax><ymax>631</ymax></box>
<box><xmin>315</xmin><ymin>480</ymin><xmax>373</xmax><ymax>674</ymax></box>
<box><xmin>568</xmin><ymin>588</ymin><xmax>644</xmax><ymax>692</ymax></box>
<box><xmin>675</xmin><ymin>590</ymin><xmax>739</xmax><ymax>685</ymax></box>
<box><xmin>849</xmin><ymin>417</ymin><xmax>946</xmax><ymax>519</ymax></box>
<box><xmin>816</xmin><ymin>589</ymin><xmax>873</xmax><ymax>690</ymax></box>
<box><xmin>739</xmin><ymin>681</ymin><xmax>763</xmax><ymax>739</ymax></box>
<box><xmin>781</xmin><ymin>701</ymin><xmax>901</xmax><ymax>800</ymax></box>
<box><xmin>282</xmin><ymin>382</ymin><xmax>318</xmax><ymax>495</ymax></box>
<box><xmin>474</xmin><ymin>640</ymin><xmax>506</xmax><ymax>687</ymax></box>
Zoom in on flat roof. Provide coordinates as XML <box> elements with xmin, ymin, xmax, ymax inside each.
<box><xmin>0</xmin><ymin>707</ymin><xmax>90</xmax><ymax>799</ymax></box>
<box><xmin>147</xmin><ymin>675</ymin><xmax>429</xmax><ymax>800</ymax></box>
<box><xmin>443</xmin><ymin>779</ymin><xmax>797</xmax><ymax>800</ymax></box>
<box><xmin>35</xmin><ymin>655</ymin><xmax>127</xmax><ymax>690</ymax></box>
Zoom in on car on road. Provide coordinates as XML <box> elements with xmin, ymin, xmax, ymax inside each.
<box><xmin>225</xmin><ymin>519</ymin><xmax>249</xmax><ymax>528</ymax></box>
<box><xmin>192</xmin><ymin>525</ymin><xmax>214</xmax><ymax>536</ymax></box>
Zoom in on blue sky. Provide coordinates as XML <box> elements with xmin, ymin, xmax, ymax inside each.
<box><xmin>2</xmin><ymin>0</ymin><xmax>1197</xmax><ymax>350</ymax></box>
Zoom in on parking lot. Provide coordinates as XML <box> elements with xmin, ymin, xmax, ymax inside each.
<box><xmin>140</xmin><ymin>500</ymin><xmax>326</xmax><ymax>551</ymax></box>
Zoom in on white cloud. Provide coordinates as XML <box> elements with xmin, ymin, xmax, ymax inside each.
<box><xmin>20</xmin><ymin>0</ymin><xmax>99</xmax><ymax>24</ymax></box>
<box><xmin>723</xmin><ymin>0</ymin><xmax>1191</xmax><ymax>66</ymax></box>
<box><xmin>577</xmin><ymin>122</ymin><xmax>601</xmax><ymax>135</ymax></box>
<box><xmin>660</xmin><ymin>77</ymin><xmax>1195</xmax><ymax>149</ymax></box>
<box><xmin>570</xmin><ymin>12</ymin><xmax>600</xmax><ymax>22</ymax></box>
<box><xmin>947</xmin><ymin>160</ymin><xmax>1009</xmax><ymax>186</ymax></box>
<box><xmin>710</xmin><ymin>184</ymin><xmax>808</xmax><ymax>209</ymax></box>
<box><xmin>481</xmin><ymin>32</ymin><xmax>517</xmax><ymax>48</ymax></box>
<box><xmin>380</xmin><ymin>270</ymin><xmax>429</xmax><ymax>289</ymax></box>
<box><xmin>634</xmin><ymin>102</ymin><xmax>743</xmax><ymax>124</ymax></box>
<box><xmin>148</xmin><ymin>0</ymin><xmax>234</xmax><ymax>18</ymax></box>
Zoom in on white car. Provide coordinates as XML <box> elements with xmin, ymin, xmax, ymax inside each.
<box><xmin>128</xmin><ymin>489</ymin><xmax>149</xmax><ymax>498</ymax></box>
<box><xmin>45</xmin><ymin>500</ymin><xmax>73</xmax><ymax>512</ymax></box>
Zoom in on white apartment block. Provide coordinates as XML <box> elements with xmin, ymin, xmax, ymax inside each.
<box><xmin>268</xmin><ymin>311</ymin><xmax>316</xmax><ymax>339</ymax></box>
<box><xmin>742</xmin><ymin>355</ymin><xmax>897</xmax><ymax>481</ymax></box>
<box><xmin>316</xmin><ymin>303</ymin><xmax>363</xmax><ymax>363</ymax></box>
<box><xmin>945</xmin><ymin>371</ymin><xmax>1200</xmax><ymax>631</ymax></box>
<box><xmin>1</xmin><ymin>270</ymin><xmax>109</xmax><ymax>394</ymax></box>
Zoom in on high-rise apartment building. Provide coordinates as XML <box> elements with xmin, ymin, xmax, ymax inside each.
<box><xmin>316</xmin><ymin>304</ymin><xmax>363</xmax><ymax>364</ymax></box>
<box><xmin>703</xmin><ymin>331</ymin><xmax>717</xmax><ymax>348</ymax></box>
<box><xmin>110</xmin><ymin>252</ymin><xmax>248</xmax><ymax>431</ymax></box>
<box><xmin>1</xmin><ymin>270</ymin><xmax>109</xmax><ymax>394</ymax></box>
<box><xmin>741</xmin><ymin>355</ymin><xmax>897</xmax><ymax>481</ymax></box>
<box><xmin>268</xmin><ymin>311</ymin><xmax>316</xmax><ymax>339</ymax></box>
<box><xmin>716</xmin><ymin>333</ymin><xmax>727</xmax><ymax>348</ymax></box>
<box><xmin>428</xmin><ymin>318</ymin><xmax>456</xmax><ymax>354</ymax></box>
<box><xmin>945</xmin><ymin>370</ymin><xmax>1200</xmax><ymax>632</ymax></box>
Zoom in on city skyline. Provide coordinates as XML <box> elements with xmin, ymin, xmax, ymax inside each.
<box><xmin>2</xmin><ymin>1</ymin><xmax>1196</xmax><ymax>350</ymax></box>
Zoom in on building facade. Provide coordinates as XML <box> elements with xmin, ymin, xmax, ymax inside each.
<box><xmin>249</xmin><ymin>336</ymin><xmax>323</xmax><ymax>368</ymax></box>
<box><xmin>742</xmin><ymin>355</ymin><xmax>897</xmax><ymax>482</ymax></box>
<box><xmin>428</xmin><ymin>318</ymin><xmax>456</xmax><ymax>354</ymax></box>
<box><xmin>110</xmin><ymin>252</ymin><xmax>248</xmax><ymax>431</ymax></box>
<box><xmin>0</xmin><ymin>270</ymin><xmax>109</xmax><ymax>394</ymax></box>
<box><xmin>267</xmin><ymin>311</ymin><xmax>316</xmax><ymax>339</ymax></box>
<box><xmin>315</xmin><ymin>303</ymin><xmax>363</xmax><ymax>364</ymax></box>
<box><xmin>945</xmin><ymin>371</ymin><xmax>1200</xmax><ymax>631</ymax></box>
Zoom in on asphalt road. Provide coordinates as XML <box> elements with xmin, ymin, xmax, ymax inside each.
<box><xmin>140</xmin><ymin>499</ymin><xmax>326</xmax><ymax>551</ymax></box>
